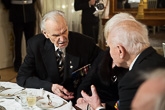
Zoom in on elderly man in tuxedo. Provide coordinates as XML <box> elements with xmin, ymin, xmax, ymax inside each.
<box><xmin>76</xmin><ymin>13</ymin><xmax>165</xmax><ymax>110</ymax></box>
<box><xmin>16</xmin><ymin>10</ymin><xmax>101</xmax><ymax>103</ymax></box>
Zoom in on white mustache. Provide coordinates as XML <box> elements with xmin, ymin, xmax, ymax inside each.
<box><xmin>58</xmin><ymin>39</ymin><xmax>67</xmax><ymax>44</ymax></box>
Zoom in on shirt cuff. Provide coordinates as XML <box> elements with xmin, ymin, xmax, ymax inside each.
<box><xmin>96</xmin><ymin>106</ymin><xmax>105</xmax><ymax>110</ymax></box>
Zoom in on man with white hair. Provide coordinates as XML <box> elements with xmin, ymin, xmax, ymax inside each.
<box><xmin>78</xmin><ymin>13</ymin><xmax>165</xmax><ymax>110</ymax></box>
<box><xmin>16</xmin><ymin>10</ymin><xmax>101</xmax><ymax>104</ymax></box>
<box><xmin>76</xmin><ymin>12</ymin><xmax>136</xmax><ymax>110</ymax></box>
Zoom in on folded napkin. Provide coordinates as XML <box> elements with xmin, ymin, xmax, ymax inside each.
<box><xmin>55</xmin><ymin>101</ymin><xmax>75</xmax><ymax>110</ymax></box>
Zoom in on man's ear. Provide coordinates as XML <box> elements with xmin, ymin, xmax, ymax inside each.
<box><xmin>117</xmin><ymin>45</ymin><xmax>125</xmax><ymax>59</ymax></box>
<box><xmin>42</xmin><ymin>31</ymin><xmax>49</xmax><ymax>39</ymax></box>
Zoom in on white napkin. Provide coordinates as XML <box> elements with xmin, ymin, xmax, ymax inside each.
<box><xmin>37</xmin><ymin>88</ymin><xmax>44</xmax><ymax>96</ymax></box>
<box><xmin>27</xmin><ymin>88</ymin><xmax>45</xmax><ymax>97</ymax></box>
<box><xmin>55</xmin><ymin>101</ymin><xmax>75</xmax><ymax>110</ymax></box>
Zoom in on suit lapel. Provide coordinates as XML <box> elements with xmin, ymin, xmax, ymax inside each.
<box><xmin>40</xmin><ymin>39</ymin><xmax>60</xmax><ymax>83</ymax></box>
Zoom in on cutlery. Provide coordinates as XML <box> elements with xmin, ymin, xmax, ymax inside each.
<box><xmin>5</xmin><ymin>97</ymin><xmax>15</xmax><ymax>99</ymax></box>
<box><xmin>0</xmin><ymin>96</ymin><xmax>15</xmax><ymax>99</ymax></box>
<box><xmin>16</xmin><ymin>96</ymin><xmax>20</xmax><ymax>99</ymax></box>
<box><xmin>47</xmin><ymin>94</ymin><xmax>52</xmax><ymax>105</ymax></box>
<box><xmin>13</xmin><ymin>88</ymin><xmax>26</xmax><ymax>95</ymax></box>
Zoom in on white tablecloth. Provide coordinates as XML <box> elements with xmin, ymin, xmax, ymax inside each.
<box><xmin>0</xmin><ymin>82</ymin><xmax>75</xmax><ymax>110</ymax></box>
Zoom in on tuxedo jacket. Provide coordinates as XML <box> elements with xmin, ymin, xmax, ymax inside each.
<box><xmin>118</xmin><ymin>47</ymin><xmax>165</xmax><ymax>110</ymax></box>
<box><xmin>16</xmin><ymin>31</ymin><xmax>101</xmax><ymax>93</ymax></box>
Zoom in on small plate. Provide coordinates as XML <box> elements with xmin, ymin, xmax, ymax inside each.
<box><xmin>36</xmin><ymin>98</ymin><xmax>63</xmax><ymax>109</ymax></box>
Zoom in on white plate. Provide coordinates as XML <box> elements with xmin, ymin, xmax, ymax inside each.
<box><xmin>0</xmin><ymin>82</ymin><xmax>23</xmax><ymax>89</ymax></box>
<box><xmin>36</xmin><ymin>98</ymin><xmax>63</xmax><ymax>109</ymax></box>
<box><xmin>0</xmin><ymin>88</ymin><xmax>23</xmax><ymax>97</ymax></box>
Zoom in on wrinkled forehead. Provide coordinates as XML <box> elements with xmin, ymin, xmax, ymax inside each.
<box><xmin>45</xmin><ymin>16</ymin><xmax>67</xmax><ymax>32</ymax></box>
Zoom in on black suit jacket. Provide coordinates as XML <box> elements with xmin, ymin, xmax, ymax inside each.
<box><xmin>2</xmin><ymin>0</ymin><xmax>36</xmax><ymax>23</ymax></box>
<box><xmin>74</xmin><ymin>0</ymin><xmax>99</xmax><ymax>24</ymax></box>
<box><xmin>16</xmin><ymin>31</ymin><xmax>101</xmax><ymax>94</ymax></box>
<box><xmin>118</xmin><ymin>47</ymin><xmax>165</xmax><ymax>110</ymax></box>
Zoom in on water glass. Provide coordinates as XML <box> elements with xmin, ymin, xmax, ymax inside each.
<box><xmin>19</xmin><ymin>92</ymin><xmax>28</xmax><ymax>109</ymax></box>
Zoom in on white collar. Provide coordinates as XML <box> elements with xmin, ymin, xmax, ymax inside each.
<box><xmin>129</xmin><ymin>53</ymin><xmax>140</xmax><ymax>71</ymax></box>
<box><xmin>54</xmin><ymin>44</ymin><xmax>65</xmax><ymax>56</ymax></box>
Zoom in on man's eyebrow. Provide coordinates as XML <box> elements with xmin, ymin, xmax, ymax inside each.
<box><xmin>52</xmin><ymin>34</ymin><xmax>60</xmax><ymax>37</ymax></box>
<box><xmin>51</xmin><ymin>29</ymin><xmax>67</xmax><ymax>37</ymax></box>
<box><xmin>62</xmin><ymin>29</ymin><xmax>67</xmax><ymax>34</ymax></box>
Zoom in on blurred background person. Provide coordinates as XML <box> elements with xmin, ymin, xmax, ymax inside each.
<box><xmin>131</xmin><ymin>68</ymin><xmax>165</xmax><ymax>110</ymax></box>
<box><xmin>157</xmin><ymin>0</ymin><xmax>165</xmax><ymax>8</ymax></box>
<box><xmin>2</xmin><ymin>0</ymin><xmax>37</xmax><ymax>72</ymax></box>
<box><xmin>74</xmin><ymin>0</ymin><xmax>99</xmax><ymax>44</ymax></box>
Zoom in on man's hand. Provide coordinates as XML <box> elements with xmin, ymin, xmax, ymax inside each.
<box><xmin>75</xmin><ymin>98</ymin><xmax>88</xmax><ymax>110</ymax></box>
<box><xmin>51</xmin><ymin>84</ymin><xmax>74</xmax><ymax>100</ymax></box>
<box><xmin>89</xmin><ymin>0</ymin><xmax>95</xmax><ymax>6</ymax></box>
<box><xmin>81</xmin><ymin>85</ymin><xmax>102</xmax><ymax>110</ymax></box>
<box><xmin>77</xmin><ymin>97</ymin><xmax>86</xmax><ymax>104</ymax></box>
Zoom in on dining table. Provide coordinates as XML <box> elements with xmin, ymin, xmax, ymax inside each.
<box><xmin>0</xmin><ymin>81</ymin><xmax>76</xmax><ymax>110</ymax></box>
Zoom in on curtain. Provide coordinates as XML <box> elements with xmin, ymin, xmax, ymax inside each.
<box><xmin>0</xmin><ymin>0</ymin><xmax>14</xmax><ymax>69</ymax></box>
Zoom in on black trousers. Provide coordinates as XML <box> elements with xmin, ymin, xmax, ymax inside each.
<box><xmin>13</xmin><ymin>21</ymin><xmax>36</xmax><ymax>68</ymax></box>
<box><xmin>82</xmin><ymin>22</ymin><xmax>99</xmax><ymax>44</ymax></box>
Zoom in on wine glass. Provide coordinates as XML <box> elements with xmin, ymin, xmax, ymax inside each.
<box><xmin>27</xmin><ymin>92</ymin><xmax>36</xmax><ymax>110</ymax></box>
